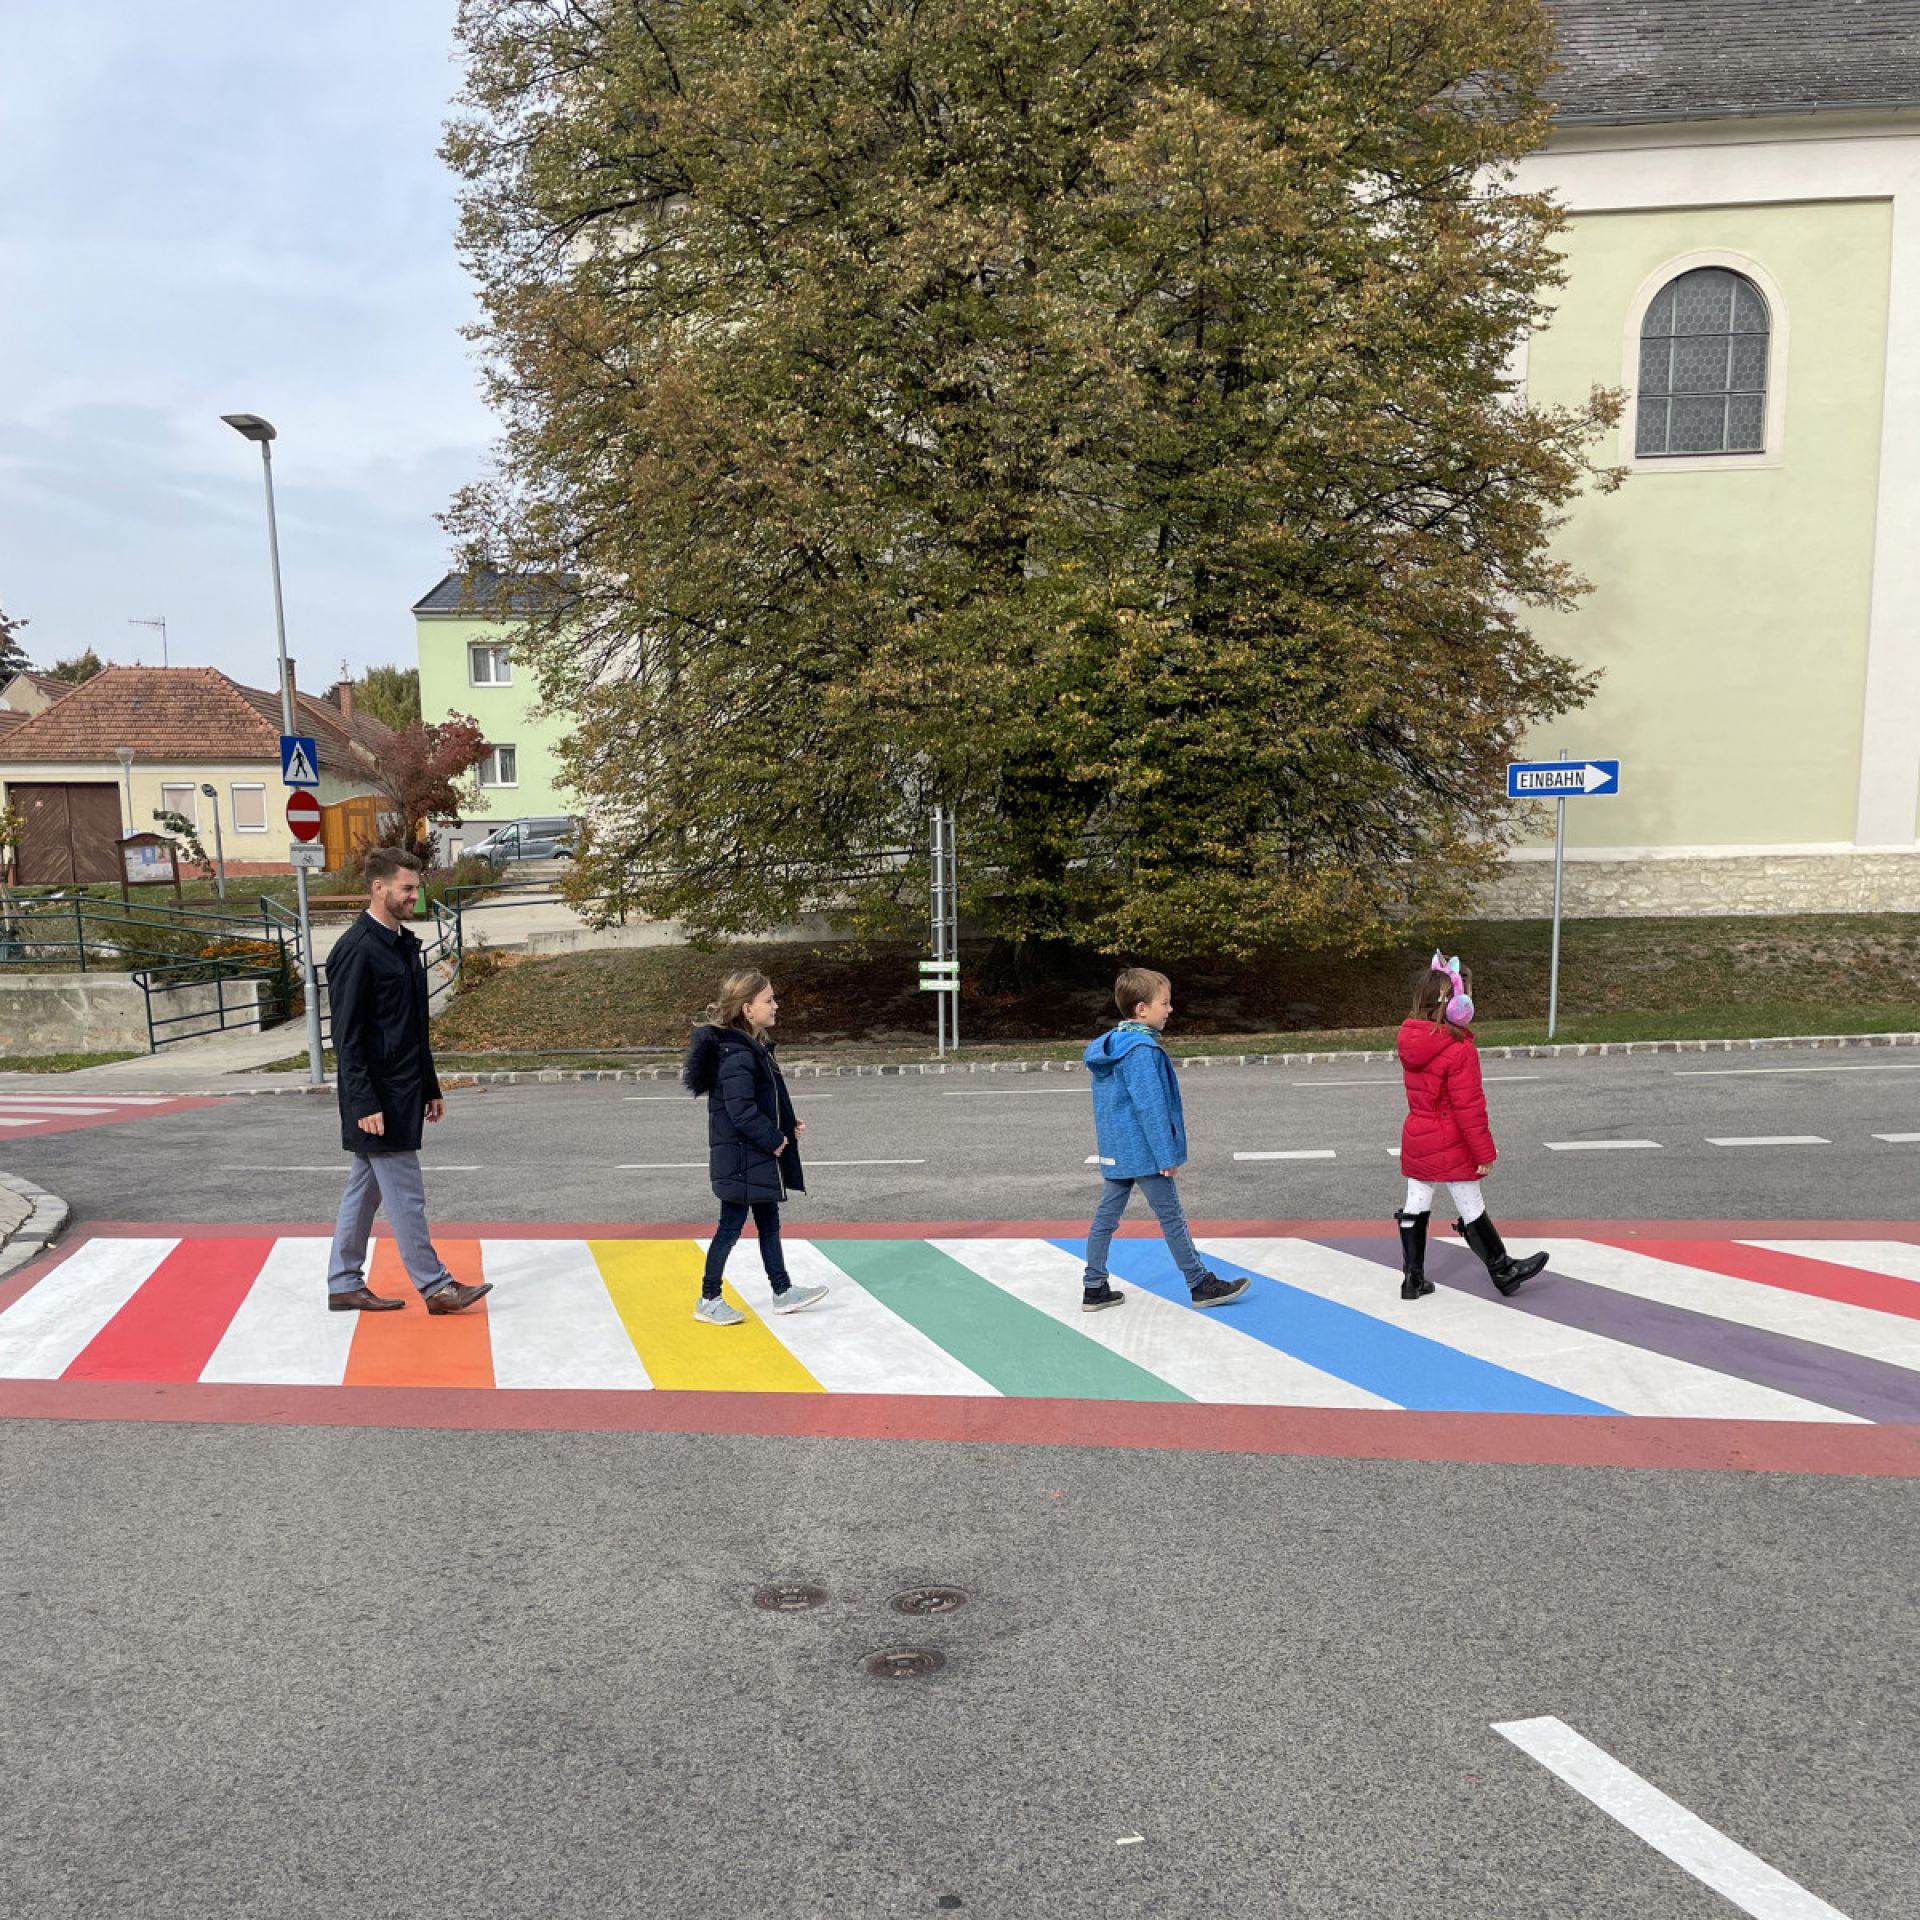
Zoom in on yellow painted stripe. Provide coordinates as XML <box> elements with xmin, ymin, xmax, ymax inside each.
<box><xmin>588</xmin><ymin>1239</ymin><xmax>823</xmax><ymax>1394</ymax></box>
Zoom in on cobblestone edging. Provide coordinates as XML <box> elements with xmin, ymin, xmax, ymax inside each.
<box><xmin>0</xmin><ymin>1170</ymin><xmax>71</xmax><ymax>1281</ymax></box>
<box><xmin>123</xmin><ymin>1027</ymin><xmax>1920</xmax><ymax>1094</ymax></box>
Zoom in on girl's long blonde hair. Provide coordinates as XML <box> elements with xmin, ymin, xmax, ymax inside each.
<box><xmin>705</xmin><ymin>968</ymin><xmax>772</xmax><ymax>1035</ymax></box>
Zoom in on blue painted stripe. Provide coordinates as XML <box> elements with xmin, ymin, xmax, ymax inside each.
<box><xmin>1052</xmin><ymin>1238</ymin><xmax>1617</xmax><ymax>1416</ymax></box>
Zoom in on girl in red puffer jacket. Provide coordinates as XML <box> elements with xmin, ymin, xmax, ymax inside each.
<box><xmin>1395</xmin><ymin>953</ymin><xmax>1549</xmax><ymax>1303</ymax></box>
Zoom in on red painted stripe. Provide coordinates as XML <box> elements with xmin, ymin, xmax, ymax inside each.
<box><xmin>0</xmin><ymin>1097</ymin><xmax>226</xmax><ymax>1139</ymax></box>
<box><xmin>1606</xmin><ymin>1238</ymin><xmax>1920</xmax><ymax>1322</ymax></box>
<box><xmin>62</xmin><ymin>1238</ymin><xmax>272</xmax><ymax>1382</ymax></box>
<box><xmin>0</xmin><ymin>1378</ymin><xmax>1913</xmax><ymax>1476</ymax></box>
<box><xmin>61</xmin><ymin>1219</ymin><xmax>1920</xmax><ymax>1244</ymax></box>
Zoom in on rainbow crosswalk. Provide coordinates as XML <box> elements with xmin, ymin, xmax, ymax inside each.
<box><xmin>5</xmin><ymin>1229</ymin><xmax>1920</xmax><ymax>1426</ymax></box>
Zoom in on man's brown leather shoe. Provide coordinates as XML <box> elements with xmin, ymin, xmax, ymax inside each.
<box><xmin>426</xmin><ymin>1279</ymin><xmax>493</xmax><ymax>1314</ymax></box>
<box><xmin>329</xmin><ymin>1288</ymin><xmax>404</xmax><ymax>1312</ymax></box>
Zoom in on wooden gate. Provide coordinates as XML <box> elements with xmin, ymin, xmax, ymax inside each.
<box><xmin>320</xmin><ymin>793</ymin><xmax>384</xmax><ymax>871</ymax></box>
<box><xmin>11</xmin><ymin>783</ymin><xmax>123</xmax><ymax>884</ymax></box>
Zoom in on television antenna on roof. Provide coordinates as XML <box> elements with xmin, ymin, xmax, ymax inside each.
<box><xmin>128</xmin><ymin>616</ymin><xmax>169</xmax><ymax>666</ymax></box>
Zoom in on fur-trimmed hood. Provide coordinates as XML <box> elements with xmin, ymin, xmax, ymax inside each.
<box><xmin>683</xmin><ymin>1021</ymin><xmax>767</xmax><ymax>1097</ymax></box>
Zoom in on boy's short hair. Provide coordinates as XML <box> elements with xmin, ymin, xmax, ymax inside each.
<box><xmin>1114</xmin><ymin>966</ymin><xmax>1171</xmax><ymax>1017</ymax></box>
<box><xmin>364</xmin><ymin>847</ymin><xmax>424</xmax><ymax>886</ymax></box>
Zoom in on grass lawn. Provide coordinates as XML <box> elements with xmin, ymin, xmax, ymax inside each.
<box><xmin>419</xmin><ymin>916</ymin><xmax>1920</xmax><ymax>1063</ymax></box>
<box><xmin>0</xmin><ymin>1051</ymin><xmax>143</xmax><ymax>1073</ymax></box>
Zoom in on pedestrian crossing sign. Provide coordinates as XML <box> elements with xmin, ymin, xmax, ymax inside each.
<box><xmin>280</xmin><ymin>734</ymin><xmax>319</xmax><ymax>787</ymax></box>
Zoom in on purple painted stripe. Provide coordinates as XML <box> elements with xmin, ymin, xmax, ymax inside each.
<box><xmin>1318</xmin><ymin>1236</ymin><xmax>1920</xmax><ymax>1425</ymax></box>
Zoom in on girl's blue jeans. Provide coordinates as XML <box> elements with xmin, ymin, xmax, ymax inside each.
<box><xmin>703</xmin><ymin>1200</ymin><xmax>789</xmax><ymax>1299</ymax></box>
<box><xmin>1082</xmin><ymin>1174</ymin><xmax>1208</xmax><ymax>1290</ymax></box>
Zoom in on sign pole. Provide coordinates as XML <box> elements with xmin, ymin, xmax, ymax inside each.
<box><xmin>1548</xmin><ymin>793</ymin><xmax>1566</xmax><ymax>1041</ymax></box>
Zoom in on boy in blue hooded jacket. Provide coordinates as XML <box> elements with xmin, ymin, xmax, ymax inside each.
<box><xmin>1079</xmin><ymin>968</ymin><xmax>1250</xmax><ymax>1313</ymax></box>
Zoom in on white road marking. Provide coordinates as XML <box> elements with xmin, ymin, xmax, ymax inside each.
<box><xmin>1543</xmin><ymin>1139</ymin><xmax>1664</xmax><ymax>1152</ymax></box>
<box><xmin>1493</xmin><ymin>1716</ymin><xmax>1853</xmax><ymax>1919</ymax></box>
<box><xmin>1289</xmin><ymin>1078</ymin><xmax>1398</xmax><ymax>1089</ymax></box>
<box><xmin>943</xmin><ymin>1088</ymin><xmax>1084</xmax><ymax>1097</ymax></box>
<box><xmin>617</xmin><ymin>1162</ymin><xmax>708</xmax><ymax>1170</ymax></box>
<box><xmin>806</xmin><ymin>1159</ymin><xmax>927</xmax><ymax>1168</ymax></box>
<box><xmin>0</xmin><ymin>1118</ymin><xmax>49</xmax><ymax>1128</ymax></box>
<box><xmin>217</xmin><ymin>1165</ymin><xmax>485</xmax><ymax>1172</ymax></box>
<box><xmin>1675</xmin><ymin>1063</ymin><xmax>1920</xmax><ymax>1076</ymax></box>
<box><xmin>1872</xmin><ymin>1133</ymin><xmax>1920</xmax><ymax>1143</ymax></box>
<box><xmin>201</xmin><ymin>1238</ymin><xmax>357</xmax><ymax>1386</ymax></box>
<box><xmin>1706</xmin><ymin>1136</ymin><xmax>1830</xmax><ymax>1148</ymax></box>
<box><xmin>625</xmin><ymin>1093</ymin><xmax>834</xmax><ymax>1100</ymax></box>
<box><xmin>482</xmin><ymin>1239</ymin><xmax>653</xmax><ymax>1390</ymax></box>
<box><xmin>0</xmin><ymin>1105</ymin><xmax>115</xmax><ymax>1118</ymax></box>
<box><xmin>1233</xmin><ymin>1149</ymin><xmax>1336</xmax><ymax>1161</ymax></box>
<box><xmin>0</xmin><ymin>1095</ymin><xmax>175</xmax><ymax>1108</ymax></box>
<box><xmin>936</xmin><ymin>1238</ymin><xmax>1393</xmax><ymax>1408</ymax></box>
<box><xmin>0</xmin><ymin>1238</ymin><xmax>177</xmax><ymax>1378</ymax></box>
<box><xmin>1747</xmin><ymin>1239</ymin><xmax>1920</xmax><ymax>1286</ymax></box>
<box><xmin>1207</xmin><ymin>1239</ymin><xmax>1850</xmax><ymax>1421</ymax></box>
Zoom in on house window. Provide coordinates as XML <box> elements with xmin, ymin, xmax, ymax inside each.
<box><xmin>159</xmin><ymin>782</ymin><xmax>198</xmax><ymax>828</ymax></box>
<box><xmin>231</xmin><ymin>783</ymin><xmax>267</xmax><ymax>832</ymax></box>
<box><xmin>479</xmin><ymin>745</ymin><xmax>518</xmax><ymax>788</ymax></box>
<box><xmin>1636</xmin><ymin>267</ymin><xmax>1771</xmax><ymax>458</ymax></box>
<box><xmin>469</xmin><ymin>644</ymin><xmax>513</xmax><ymax>686</ymax></box>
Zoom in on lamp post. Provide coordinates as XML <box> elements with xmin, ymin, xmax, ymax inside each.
<box><xmin>114</xmin><ymin>745</ymin><xmax>135</xmax><ymax>836</ymax></box>
<box><xmin>198</xmin><ymin>782</ymin><xmax>228</xmax><ymax>900</ymax></box>
<box><xmin>222</xmin><ymin>412</ymin><xmax>324</xmax><ymax>1085</ymax></box>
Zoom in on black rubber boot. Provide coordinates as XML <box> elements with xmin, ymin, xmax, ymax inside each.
<box><xmin>1459</xmin><ymin>1214</ymin><xmax>1548</xmax><ymax>1296</ymax></box>
<box><xmin>1395</xmin><ymin>1210</ymin><xmax>1434</xmax><ymax>1299</ymax></box>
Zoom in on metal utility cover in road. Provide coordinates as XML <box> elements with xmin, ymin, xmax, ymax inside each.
<box><xmin>279</xmin><ymin>734</ymin><xmax>319</xmax><ymax>787</ymax></box>
<box><xmin>1506</xmin><ymin>759</ymin><xmax>1621</xmax><ymax>798</ymax></box>
<box><xmin>285</xmin><ymin>791</ymin><xmax>322</xmax><ymax>841</ymax></box>
<box><xmin>288</xmin><ymin>844</ymin><xmax>325</xmax><ymax>869</ymax></box>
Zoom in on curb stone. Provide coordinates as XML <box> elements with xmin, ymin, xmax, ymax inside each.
<box><xmin>0</xmin><ymin>1170</ymin><xmax>71</xmax><ymax>1281</ymax></box>
<box><xmin>61</xmin><ymin>1028</ymin><xmax>1920</xmax><ymax>1094</ymax></box>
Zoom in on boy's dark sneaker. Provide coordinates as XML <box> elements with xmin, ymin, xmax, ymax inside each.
<box><xmin>1081</xmin><ymin>1284</ymin><xmax>1127</xmax><ymax>1313</ymax></box>
<box><xmin>1188</xmin><ymin>1273</ymin><xmax>1250</xmax><ymax>1310</ymax></box>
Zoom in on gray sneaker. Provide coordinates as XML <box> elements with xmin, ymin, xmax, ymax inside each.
<box><xmin>694</xmin><ymin>1295</ymin><xmax>746</xmax><ymax>1327</ymax></box>
<box><xmin>771</xmin><ymin>1283</ymin><xmax>829</xmax><ymax>1314</ymax></box>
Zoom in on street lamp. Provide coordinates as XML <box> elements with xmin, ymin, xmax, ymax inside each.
<box><xmin>222</xmin><ymin>411</ymin><xmax>324</xmax><ymax>1085</ymax></box>
<box><xmin>113</xmin><ymin>745</ymin><xmax>135</xmax><ymax>836</ymax></box>
<box><xmin>198</xmin><ymin>782</ymin><xmax>228</xmax><ymax>900</ymax></box>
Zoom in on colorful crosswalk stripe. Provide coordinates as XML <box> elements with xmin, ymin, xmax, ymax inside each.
<box><xmin>483</xmin><ymin>1238</ymin><xmax>653</xmax><ymax>1391</ymax></box>
<box><xmin>344</xmin><ymin>1240</ymin><xmax>495</xmax><ymax>1389</ymax></box>
<box><xmin>66</xmin><ymin>1238</ymin><xmax>273</xmax><ymax>1383</ymax></box>
<box><xmin>202</xmin><ymin>1238</ymin><xmax>357</xmax><ymax>1386</ymax></box>
<box><xmin>0</xmin><ymin>1094</ymin><xmax>222</xmax><ymax>1138</ymax></box>
<box><xmin>0</xmin><ymin>1237</ymin><xmax>175</xmax><ymax>1378</ymax></box>
<box><xmin>589</xmin><ymin>1238</ymin><xmax>822</xmax><ymax>1393</ymax></box>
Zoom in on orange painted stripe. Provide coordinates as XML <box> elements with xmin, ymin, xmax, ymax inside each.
<box><xmin>343</xmin><ymin>1240</ymin><xmax>494</xmax><ymax>1388</ymax></box>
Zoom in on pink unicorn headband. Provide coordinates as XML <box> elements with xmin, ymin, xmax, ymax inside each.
<box><xmin>1431</xmin><ymin>950</ymin><xmax>1475</xmax><ymax>1026</ymax></box>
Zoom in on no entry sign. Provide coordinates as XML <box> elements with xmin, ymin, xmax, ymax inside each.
<box><xmin>285</xmin><ymin>790</ymin><xmax>322</xmax><ymax>842</ymax></box>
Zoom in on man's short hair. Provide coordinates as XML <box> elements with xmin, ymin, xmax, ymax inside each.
<box><xmin>364</xmin><ymin>847</ymin><xmax>424</xmax><ymax>886</ymax></box>
<box><xmin>1114</xmin><ymin>966</ymin><xmax>1170</xmax><ymax>1017</ymax></box>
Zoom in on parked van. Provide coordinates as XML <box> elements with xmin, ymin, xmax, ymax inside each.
<box><xmin>470</xmin><ymin>816</ymin><xmax>577</xmax><ymax>865</ymax></box>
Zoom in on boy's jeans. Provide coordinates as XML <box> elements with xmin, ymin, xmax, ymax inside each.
<box><xmin>1082</xmin><ymin>1174</ymin><xmax>1208</xmax><ymax>1290</ymax></box>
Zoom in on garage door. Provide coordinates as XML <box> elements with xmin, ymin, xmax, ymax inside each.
<box><xmin>11</xmin><ymin>784</ymin><xmax>124</xmax><ymax>885</ymax></box>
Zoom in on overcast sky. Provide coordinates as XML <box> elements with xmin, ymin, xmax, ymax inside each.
<box><xmin>0</xmin><ymin>0</ymin><xmax>495</xmax><ymax>691</ymax></box>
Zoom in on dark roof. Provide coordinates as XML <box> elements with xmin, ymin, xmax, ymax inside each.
<box><xmin>0</xmin><ymin>666</ymin><xmax>393</xmax><ymax>779</ymax></box>
<box><xmin>412</xmin><ymin>568</ymin><xmax>579</xmax><ymax>616</ymax></box>
<box><xmin>1550</xmin><ymin>1</ymin><xmax>1920</xmax><ymax>123</ymax></box>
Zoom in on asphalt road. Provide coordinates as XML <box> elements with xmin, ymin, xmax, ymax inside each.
<box><xmin>11</xmin><ymin>1044</ymin><xmax>1920</xmax><ymax>1227</ymax></box>
<box><xmin>4</xmin><ymin>1417</ymin><xmax>1914</xmax><ymax>1919</ymax></box>
<box><xmin>5</xmin><ymin>1042</ymin><xmax>1916</xmax><ymax>1918</ymax></box>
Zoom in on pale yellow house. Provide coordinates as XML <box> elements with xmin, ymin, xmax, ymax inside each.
<box><xmin>0</xmin><ymin>666</ymin><xmax>392</xmax><ymax>884</ymax></box>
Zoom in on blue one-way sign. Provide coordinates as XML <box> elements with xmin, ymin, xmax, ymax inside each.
<box><xmin>280</xmin><ymin>734</ymin><xmax>319</xmax><ymax>787</ymax></box>
<box><xmin>1506</xmin><ymin>758</ymin><xmax>1620</xmax><ymax>799</ymax></box>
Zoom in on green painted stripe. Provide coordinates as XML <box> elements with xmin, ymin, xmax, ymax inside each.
<box><xmin>817</xmin><ymin>1240</ymin><xmax>1189</xmax><ymax>1403</ymax></box>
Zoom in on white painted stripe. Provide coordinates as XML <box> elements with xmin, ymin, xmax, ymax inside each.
<box><xmin>626</xmin><ymin>1093</ymin><xmax>834</xmax><ymax>1100</ymax></box>
<box><xmin>935</xmin><ymin>1237</ymin><xmax>1394</xmax><ymax>1409</ymax></box>
<box><xmin>201</xmin><ymin>1238</ymin><xmax>358</xmax><ymax>1386</ymax></box>
<box><xmin>944</xmin><ymin>1088</ymin><xmax>1084</xmax><ymax>1097</ymax></box>
<box><xmin>1707</xmin><ymin>1136</ymin><xmax>1830</xmax><ymax>1148</ymax></box>
<box><xmin>219</xmin><ymin>1166</ymin><xmax>349</xmax><ymax>1172</ymax></box>
<box><xmin>1543</xmin><ymin>1139</ymin><xmax>1664</xmax><ymax>1151</ymax></box>
<box><xmin>710</xmin><ymin>1239</ymin><xmax>998</xmax><ymax>1397</ymax></box>
<box><xmin>1290</xmin><ymin>1078</ymin><xmax>1398</xmax><ymax>1088</ymax></box>
<box><xmin>480</xmin><ymin>1239</ymin><xmax>653</xmax><ymax>1390</ymax></box>
<box><xmin>1234</xmin><ymin>1149</ymin><xmax>1336</xmax><ymax>1161</ymax></box>
<box><xmin>1532</xmin><ymin>1239</ymin><xmax>1920</xmax><ymax>1375</ymax></box>
<box><xmin>1206</xmin><ymin>1239</ymin><xmax>1854</xmax><ymax>1423</ymax></box>
<box><xmin>1677</xmin><ymin>1063</ymin><xmax>1920</xmax><ymax>1076</ymax></box>
<box><xmin>1085</xmin><ymin>1155</ymin><xmax>1115</xmax><ymax>1166</ymax></box>
<box><xmin>0</xmin><ymin>1238</ymin><xmax>177</xmax><ymax>1378</ymax></box>
<box><xmin>0</xmin><ymin>1104</ymin><xmax>115</xmax><ymax>1117</ymax></box>
<box><xmin>806</xmin><ymin>1159</ymin><xmax>926</xmax><ymax>1168</ymax></box>
<box><xmin>0</xmin><ymin>1117</ymin><xmax>47</xmax><ymax>1128</ymax></box>
<box><xmin>1872</xmin><ymin>1132</ymin><xmax>1920</xmax><ymax>1143</ymax></box>
<box><xmin>616</xmin><ymin>1162</ymin><xmax>708</xmax><ymax>1170</ymax></box>
<box><xmin>1747</xmin><ymin>1240</ymin><xmax>1920</xmax><ymax>1287</ymax></box>
<box><xmin>0</xmin><ymin>1095</ymin><xmax>174</xmax><ymax>1109</ymax></box>
<box><xmin>1493</xmin><ymin>1717</ymin><xmax>1852</xmax><ymax>1919</ymax></box>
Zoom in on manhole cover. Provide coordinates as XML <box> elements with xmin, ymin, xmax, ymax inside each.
<box><xmin>752</xmin><ymin>1583</ymin><xmax>828</xmax><ymax>1612</ymax></box>
<box><xmin>863</xmin><ymin>1646</ymin><xmax>947</xmax><ymax>1680</ymax></box>
<box><xmin>889</xmin><ymin>1585</ymin><xmax>968</xmax><ymax>1617</ymax></box>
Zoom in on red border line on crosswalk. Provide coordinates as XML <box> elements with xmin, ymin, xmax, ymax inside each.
<box><xmin>0</xmin><ymin>1096</ymin><xmax>226</xmax><ymax>1139</ymax></box>
<box><xmin>0</xmin><ymin>1374</ymin><xmax>1913</xmax><ymax>1475</ymax></box>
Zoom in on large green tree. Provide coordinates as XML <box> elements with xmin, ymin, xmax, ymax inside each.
<box><xmin>446</xmin><ymin>0</ymin><xmax>1618</xmax><ymax>961</ymax></box>
<box><xmin>0</xmin><ymin>601</ymin><xmax>30</xmax><ymax>681</ymax></box>
<box><xmin>352</xmin><ymin>663</ymin><xmax>422</xmax><ymax>731</ymax></box>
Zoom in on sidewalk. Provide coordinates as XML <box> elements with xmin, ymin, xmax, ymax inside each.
<box><xmin>0</xmin><ymin>1170</ymin><xmax>69</xmax><ymax>1280</ymax></box>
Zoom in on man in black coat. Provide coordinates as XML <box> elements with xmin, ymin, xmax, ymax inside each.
<box><xmin>322</xmin><ymin>848</ymin><xmax>490</xmax><ymax>1314</ymax></box>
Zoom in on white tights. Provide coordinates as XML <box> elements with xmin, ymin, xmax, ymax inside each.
<box><xmin>1403</xmin><ymin>1178</ymin><xmax>1486</xmax><ymax>1226</ymax></box>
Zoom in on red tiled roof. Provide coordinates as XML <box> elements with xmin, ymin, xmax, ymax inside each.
<box><xmin>0</xmin><ymin>666</ymin><xmax>394</xmax><ymax>777</ymax></box>
<box><xmin>0</xmin><ymin>709</ymin><xmax>28</xmax><ymax>737</ymax></box>
<box><xmin>1</xmin><ymin>669</ymin><xmax>74</xmax><ymax>706</ymax></box>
